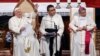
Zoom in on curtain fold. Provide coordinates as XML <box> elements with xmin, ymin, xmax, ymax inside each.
<box><xmin>32</xmin><ymin>0</ymin><xmax>56</xmax><ymax>2</ymax></box>
<box><xmin>0</xmin><ymin>0</ymin><xmax>18</xmax><ymax>2</ymax></box>
<box><xmin>0</xmin><ymin>0</ymin><xmax>100</xmax><ymax>8</ymax></box>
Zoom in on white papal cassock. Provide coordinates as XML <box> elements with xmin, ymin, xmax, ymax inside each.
<box><xmin>9</xmin><ymin>16</ymin><xmax>40</xmax><ymax>56</ymax></box>
<box><xmin>69</xmin><ymin>16</ymin><xmax>96</xmax><ymax>56</ymax></box>
<box><xmin>40</xmin><ymin>14</ymin><xmax>64</xmax><ymax>56</ymax></box>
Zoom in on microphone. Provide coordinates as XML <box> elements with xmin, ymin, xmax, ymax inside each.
<box><xmin>54</xmin><ymin>22</ymin><xmax>58</xmax><ymax>32</ymax></box>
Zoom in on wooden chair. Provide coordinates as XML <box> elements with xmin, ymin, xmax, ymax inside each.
<box><xmin>15</xmin><ymin>0</ymin><xmax>40</xmax><ymax>31</ymax></box>
<box><xmin>10</xmin><ymin>0</ymin><xmax>40</xmax><ymax>54</ymax></box>
<box><xmin>0</xmin><ymin>30</ymin><xmax>7</xmax><ymax>49</ymax></box>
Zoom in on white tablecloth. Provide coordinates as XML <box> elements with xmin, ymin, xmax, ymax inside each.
<box><xmin>0</xmin><ymin>2</ymin><xmax>86</xmax><ymax>16</ymax></box>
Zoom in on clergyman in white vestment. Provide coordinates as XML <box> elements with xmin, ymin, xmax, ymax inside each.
<box><xmin>9</xmin><ymin>8</ymin><xmax>40</xmax><ymax>56</ymax></box>
<box><xmin>40</xmin><ymin>5</ymin><xmax>64</xmax><ymax>56</ymax></box>
<box><xmin>69</xmin><ymin>7</ymin><xmax>96</xmax><ymax>56</ymax></box>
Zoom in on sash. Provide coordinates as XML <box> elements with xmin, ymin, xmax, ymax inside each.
<box><xmin>85</xmin><ymin>31</ymin><xmax>91</xmax><ymax>54</ymax></box>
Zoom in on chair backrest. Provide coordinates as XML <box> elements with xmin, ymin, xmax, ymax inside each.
<box><xmin>14</xmin><ymin>0</ymin><xmax>38</xmax><ymax>29</ymax></box>
<box><xmin>15</xmin><ymin>0</ymin><xmax>36</xmax><ymax>13</ymax></box>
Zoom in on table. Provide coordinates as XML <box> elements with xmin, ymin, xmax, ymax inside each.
<box><xmin>0</xmin><ymin>2</ymin><xmax>86</xmax><ymax>16</ymax></box>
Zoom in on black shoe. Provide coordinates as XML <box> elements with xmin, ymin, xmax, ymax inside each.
<box><xmin>55</xmin><ymin>51</ymin><xmax>60</xmax><ymax>56</ymax></box>
<box><xmin>41</xmin><ymin>53</ymin><xmax>46</xmax><ymax>56</ymax></box>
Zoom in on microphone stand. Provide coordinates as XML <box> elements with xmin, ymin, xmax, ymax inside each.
<box><xmin>54</xmin><ymin>23</ymin><xmax>58</xmax><ymax>56</ymax></box>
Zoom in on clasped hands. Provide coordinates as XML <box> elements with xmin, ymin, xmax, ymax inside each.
<box><xmin>77</xmin><ymin>26</ymin><xmax>87</xmax><ymax>31</ymax></box>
